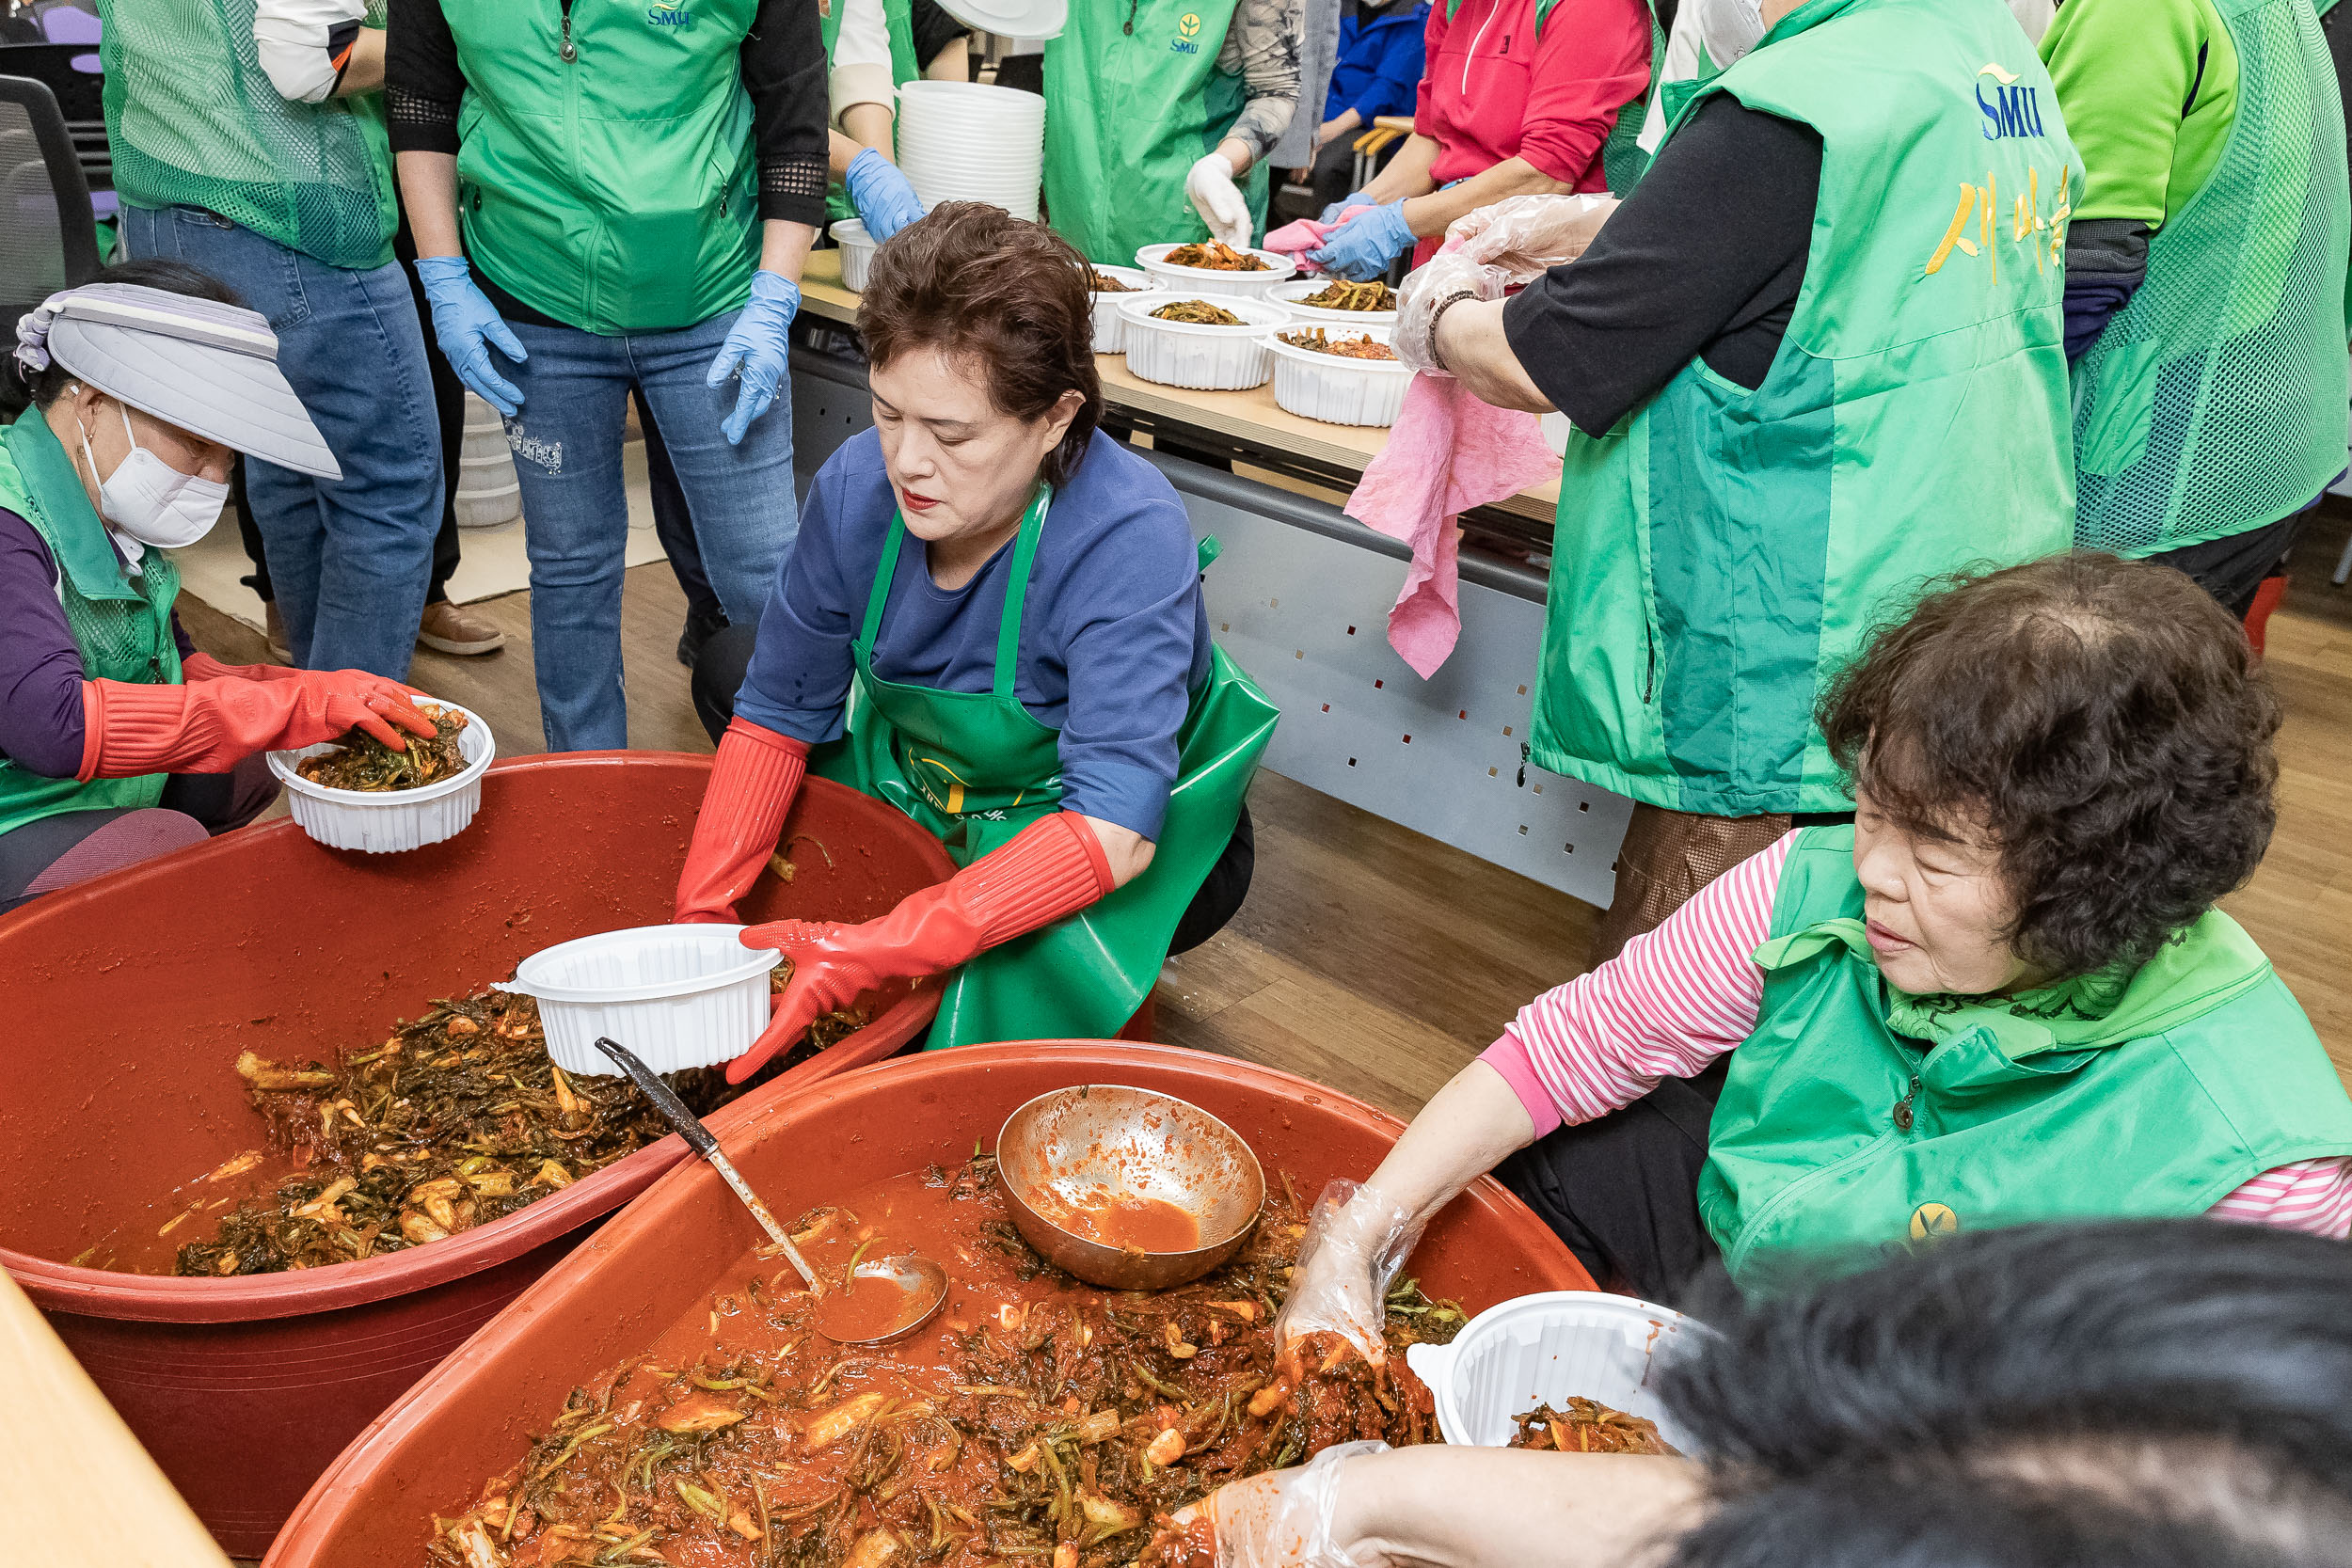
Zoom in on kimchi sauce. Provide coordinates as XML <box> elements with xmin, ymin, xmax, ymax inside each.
<box><xmin>423</xmin><ymin>1153</ymin><xmax>1464</xmax><ymax>1568</ymax></box>
<box><xmin>1037</xmin><ymin>1189</ymin><xmax>1203</xmax><ymax>1254</ymax></box>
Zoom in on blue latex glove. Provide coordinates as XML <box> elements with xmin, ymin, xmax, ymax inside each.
<box><xmin>707</xmin><ymin>271</ymin><xmax>802</xmax><ymax>445</ymax></box>
<box><xmin>1308</xmin><ymin>199</ymin><xmax>1416</xmax><ymax>282</ymax></box>
<box><xmin>846</xmin><ymin>148</ymin><xmax>927</xmax><ymax>242</ymax></box>
<box><xmin>1320</xmin><ymin>190</ymin><xmax>1372</xmax><ymax>225</ymax></box>
<box><xmin>415</xmin><ymin>255</ymin><xmax>526</xmax><ymax>416</ymax></box>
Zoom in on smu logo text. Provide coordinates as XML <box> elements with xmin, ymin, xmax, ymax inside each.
<box><xmin>1172</xmin><ymin>10</ymin><xmax>1201</xmax><ymax>52</ymax></box>
<box><xmin>1977</xmin><ymin>79</ymin><xmax>2046</xmax><ymax>139</ymax></box>
<box><xmin>647</xmin><ymin>3</ymin><xmax>694</xmax><ymax>25</ymax></box>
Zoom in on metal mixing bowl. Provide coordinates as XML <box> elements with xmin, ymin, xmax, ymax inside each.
<box><xmin>995</xmin><ymin>1085</ymin><xmax>1266</xmax><ymax>1290</ymax></box>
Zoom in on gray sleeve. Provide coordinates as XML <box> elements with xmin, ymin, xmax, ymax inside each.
<box><xmin>1268</xmin><ymin>0</ymin><xmax>1343</xmax><ymax>167</ymax></box>
<box><xmin>1216</xmin><ymin>0</ymin><xmax>1306</xmax><ymax>163</ymax></box>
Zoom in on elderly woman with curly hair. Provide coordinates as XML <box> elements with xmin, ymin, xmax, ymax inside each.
<box><xmin>1271</xmin><ymin>552</ymin><xmax>2352</xmax><ymax>1336</ymax></box>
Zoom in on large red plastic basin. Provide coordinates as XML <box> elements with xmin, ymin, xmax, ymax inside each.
<box><xmin>264</xmin><ymin>1040</ymin><xmax>1594</xmax><ymax>1568</ymax></box>
<box><xmin>0</xmin><ymin>752</ymin><xmax>955</xmax><ymax>1557</ymax></box>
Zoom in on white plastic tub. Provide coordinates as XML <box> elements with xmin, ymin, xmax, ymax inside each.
<box><xmin>832</xmin><ymin>217</ymin><xmax>878</xmax><ymax>293</ymax></box>
<box><xmin>1084</xmin><ymin>264</ymin><xmax>1161</xmax><ymax>353</ymax></box>
<box><xmin>1265</xmin><ymin>325</ymin><xmax>1411</xmax><ymax>427</ymax></box>
<box><xmin>1404</xmin><ymin>1291</ymin><xmax>1710</xmax><ymax>1453</ymax></box>
<box><xmin>1135</xmin><ymin>243</ymin><xmax>1296</xmax><ymax>298</ymax></box>
<box><xmin>494</xmin><ymin>925</ymin><xmax>784</xmax><ymax>1077</ymax></box>
<box><xmin>1118</xmin><ymin>296</ymin><xmax>1292</xmax><ymax>390</ymax></box>
<box><xmin>1265</xmin><ymin>277</ymin><xmax>1399</xmax><ymax>326</ymax></box>
<box><xmin>267</xmin><ymin>696</ymin><xmax>496</xmax><ymax>855</ymax></box>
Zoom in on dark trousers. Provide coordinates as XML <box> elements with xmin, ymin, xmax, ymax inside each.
<box><xmin>1495</xmin><ymin>1056</ymin><xmax>1730</xmax><ymax>1307</ymax></box>
<box><xmin>689</xmin><ymin>622</ymin><xmax>1254</xmax><ymax>955</ymax></box>
<box><xmin>2146</xmin><ymin>505</ymin><xmax>2310</xmax><ymax>619</ymax></box>
<box><xmin>1272</xmin><ymin>135</ymin><xmax>1364</xmax><ymax>227</ymax></box>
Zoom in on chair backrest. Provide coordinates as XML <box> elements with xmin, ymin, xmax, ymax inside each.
<box><xmin>0</xmin><ymin>41</ymin><xmax>106</xmax><ymax>194</ymax></box>
<box><xmin>0</xmin><ymin>73</ymin><xmax>98</xmax><ymax>417</ymax></box>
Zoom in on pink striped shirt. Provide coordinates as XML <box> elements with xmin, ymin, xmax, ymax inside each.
<box><xmin>1482</xmin><ymin>834</ymin><xmax>2352</xmax><ymax>1239</ymax></box>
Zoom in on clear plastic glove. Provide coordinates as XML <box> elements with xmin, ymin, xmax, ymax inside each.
<box><xmin>415</xmin><ymin>256</ymin><xmax>527</xmax><ymax>417</ymax></box>
<box><xmin>1392</xmin><ymin>248</ymin><xmax>1503</xmax><ymax>376</ymax></box>
<box><xmin>846</xmin><ymin>148</ymin><xmax>927</xmax><ymax>242</ymax></box>
<box><xmin>706</xmin><ymin>270</ymin><xmax>802</xmax><ymax>445</ymax></box>
<box><xmin>1446</xmin><ymin>193</ymin><xmax>1619</xmax><ymax>279</ymax></box>
<box><xmin>1186</xmin><ymin>152</ymin><xmax>1255</xmax><ymax>249</ymax></box>
<box><xmin>1320</xmin><ymin>189</ymin><xmax>1372</xmax><ymax>225</ymax></box>
<box><xmin>1274</xmin><ymin>1181</ymin><xmax>1428</xmax><ymax>1369</ymax></box>
<box><xmin>1307</xmin><ymin>199</ymin><xmax>1415</xmax><ymax>282</ymax></box>
<box><xmin>1148</xmin><ymin>1442</ymin><xmax>1388</xmax><ymax>1568</ymax></box>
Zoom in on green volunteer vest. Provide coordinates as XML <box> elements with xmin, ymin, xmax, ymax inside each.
<box><xmin>1041</xmin><ymin>0</ymin><xmax>1274</xmax><ymax>264</ymax></box>
<box><xmin>0</xmin><ymin>413</ymin><xmax>184</xmax><ymax>839</ymax></box>
<box><xmin>97</xmin><ymin>0</ymin><xmax>397</xmax><ymax>271</ymax></box>
<box><xmin>823</xmin><ymin>0</ymin><xmax>920</xmax><ymax>227</ymax></box>
<box><xmin>2068</xmin><ymin>0</ymin><xmax>2351</xmax><ymax>556</ymax></box>
<box><xmin>447</xmin><ymin>0</ymin><xmax>761</xmax><ymax>334</ymax></box>
<box><xmin>1696</xmin><ymin>829</ymin><xmax>2352</xmax><ymax>1285</ymax></box>
<box><xmin>1531</xmin><ymin>0</ymin><xmax>2078</xmax><ymax>816</ymax></box>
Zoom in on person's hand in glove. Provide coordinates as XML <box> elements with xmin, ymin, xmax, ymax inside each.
<box><xmin>674</xmin><ymin>719</ymin><xmax>810</xmax><ymax>925</ymax></box>
<box><xmin>1145</xmin><ymin>1442</ymin><xmax>1388</xmax><ymax>1568</ymax></box>
<box><xmin>1448</xmin><ymin>192</ymin><xmax>1619</xmax><ymax>278</ymax></box>
<box><xmin>1392</xmin><ymin>247</ymin><xmax>1504</xmax><ymax>375</ymax></box>
<box><xmin>707</xmin><ymin>271</ymin><xmax>803</xmax><ymax>445</ymax></box>
<box><xmin>1307</xmin><ymin>199</ymin><xmax>1416</xmax><ymax>282</ymax></box>
<box><xmin>415</xmin><ymin>256</ymin><xmax>527</xmax><ymax>417</ymax></box>
<box><xmin>729</xmin><ymin>811</ymin><xmax>1115</xmax><ymax>1082</ymax></box>
<box><xmin>1273</xmin><ymin>1180</ymin><xmax>1428</xmax><ymax>1370</ymax></box>
<box><xmin>77</xmin><ymin>669</ymin><xmax>436</xmax><ymax>780</ymax></box>
<box><xmin>1186</xmin><ymin>151</ymin><xmax>1255</xmax><ymax>249</ymax></box>
<box><xmin>846</xmin><ymin>148</ymin><xmax>927</xmax><ymax>242</ymax></box>
<box><xmin>180</xmin><ymin>652</ymin><xmax>305</xmax><ymax>683</ymax></box>
<box><xmin>1320</xmin><ymin>190</ymin><xmax>1373</xmax><ymax>225</ymax></box>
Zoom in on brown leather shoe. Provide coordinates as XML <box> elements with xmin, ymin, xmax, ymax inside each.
<box><xmin>416</xmin><ymin>599</ymin><xmax>507</xmax><ymax>656</ymax></box>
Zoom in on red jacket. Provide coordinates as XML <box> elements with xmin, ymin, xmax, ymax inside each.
<box><xmin>1412</xmin><ymin>0</ymin><xmax>1653</xmax><ymax>191</ymax></box>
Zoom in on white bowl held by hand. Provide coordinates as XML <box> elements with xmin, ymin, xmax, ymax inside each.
<box><xmin>1404</xmin><ymin>1291</ymin><xmax>1712</xmax><ymax>1453</ymax></box>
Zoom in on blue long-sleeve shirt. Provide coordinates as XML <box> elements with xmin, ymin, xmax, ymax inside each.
<box><xmin>1325</xmin><ymin>2</ymin><xmax>1431</xmax><ymax>125</ymax></box>
<box><xmin>734</xmin><ymin>430</ymin><xmax>1212</xmax><ymax>841</ymax></box>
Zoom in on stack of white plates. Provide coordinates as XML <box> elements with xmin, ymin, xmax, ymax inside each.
<box><xmin>897</xmin><ymin>81</ymin><xmax>1046</xmax><ymax>222</ymax></box>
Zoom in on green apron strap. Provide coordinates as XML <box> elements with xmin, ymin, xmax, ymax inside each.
<box><xmin>992</xmin><ymin>488</ymin><xmax>1053</xmax><ymax>700</ymax></box>
<box><xmin>1195</xmin><ymin>534</ymin><xmax>1221</xmax><ymax>573</ymax></box>
<box><xmin>856</xmin><ymin>511</ymin><xmax>910</xmax><ymax>656</ymax></box>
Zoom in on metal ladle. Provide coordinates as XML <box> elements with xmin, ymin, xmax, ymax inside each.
<box><xmin>592</xmin><ymin>1037</ymin><xmax>947</xmax><ymax>1344</ymax></box>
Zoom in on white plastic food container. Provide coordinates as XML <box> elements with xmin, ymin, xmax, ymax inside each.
<box><xmin>831</xmin><ymin>217</ymin><xmax>878</xmax><ymax>293</ymax></box>
<box><xmin>1265</xmin><ymin>324</ymin><xmax>1412</xmax><ymax>427</ymax></box>
<box><xmin>1084</xmin><ymin>264</ymin><xmax>1162</xmax><ymax>353</ymax></box>
<box><xmin>1404</xmin><ymin>1291</ymin><xmax>1710</xmax><ymax>1453</ymax></box>
<box><xmin>267</xmin><ymin>695</ymin><xmax>495</xmax><ymax>854</ymax></box>
<box><xmin>494</xmin><ymin>924</ymin><xmax>785</xmax><ymax>1077</ymax></box>
<box><xmin>1119</xmin><ymin>296</ymin><xmax>1292</xmax><ymax>390</ymax></box>
<box><xmin>1135</xmin><ymin>243</ymin><xmax>1297</xmax><ymax>298</ymax></box>
<box><xmin>1265</xmin><ymin>277</ymin><xmax>1400</xmax><ymax>325</ymax></box>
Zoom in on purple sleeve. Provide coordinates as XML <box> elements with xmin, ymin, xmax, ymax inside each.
<box><xmin>0</xmin><ymin>509</ymin><xmax>91</xmax><ymax>778</ymax></box>
<box><xmin>2063</xmin><ymin>274</ymin><xmax>2141</xmax><ymax>359</ymax></box>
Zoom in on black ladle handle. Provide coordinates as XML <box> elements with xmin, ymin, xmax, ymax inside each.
<box><xmin>594</xmin><ymin>1037</ymin><xmax>719</xmax><ymax>1159</ymax></box>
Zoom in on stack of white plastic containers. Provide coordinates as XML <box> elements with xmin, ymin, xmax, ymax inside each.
<box><xmin>896</xmin><ymin>81</ymin><xmax>1046</xmax><ymax>221</ymax></box>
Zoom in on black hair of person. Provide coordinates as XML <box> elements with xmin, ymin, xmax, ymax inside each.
<box><xmin>1654</xmin><ymin>1221</ymin><xmax>2352</xmax><ymax>1568</ymax></box>
<box><xmin>1817</xmin><ymin>551</ymin><xmax>2279</xmax><ymax>981</ymax></box>
<box><xmin>14</xmin><ymin>258</ymin><xmax>248</xmax><ymax>408</ymax></box>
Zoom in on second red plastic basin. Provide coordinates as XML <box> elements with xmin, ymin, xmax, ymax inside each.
<box><xmin>265</xmin><ymin>1041</ymin><xmax>1595</xmax><ymax>1568</ymax></box>
<box><xmin>0</xmin><ymin>752</ymin><xmax>956</xmax><ymax>1557</ymax></box>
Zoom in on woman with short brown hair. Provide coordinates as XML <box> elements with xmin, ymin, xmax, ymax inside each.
<box><xmin>674</xmin><ymin>204</ymin><xmax>1279</xmax><ymax>1067</ymax></box>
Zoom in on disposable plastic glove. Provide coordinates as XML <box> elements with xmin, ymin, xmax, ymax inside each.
<box><xmin>1320</xmin><ymin>189</ymin><xmax>1373</xmax><ymax>225</ymax></box>
<box><xmin>728</xmin><ymin>811</ymin><xmax>1113</xmax><ymax>1082</ymax></box>
<box><xmin>1307</xmin><ymin>199</ymin><xmax>1415</xmax><ymax>282</ymax></box>
<box><xmin>79</xmin><ymin>670</ymin><xmax>435</xmax><ymax>779</ymax></box>
<box><xmin>1448</xmin><ymin>192</ymin><xmax>1619</xmax><ymax>277</ymax></box>
<box><xmin>415</xmin><ymin>256</ymin><xmax>527</xmax><ymax>417</ymax></box>
<box><xmin>846</xmin><ymin>148</ymin><xmax>928</xmax><ymax>242</ymax></box>
<box><xmin>1147</xmin><ymin>1442</ymin><xmax>1388</xmax><ymax>1568</ymax></box>
<box><xmin>707</xmin><ymin>270</ymin><xmax>803</xmax><ymax>445</ymax></box>
<box><xmin>674</xmin><ymin>719</ymin><xmax>809</xmax><ymax>925</ymax></box>
<box><xmin>1273</xmin><ymin>1181</ymin><xmax>1428</xmax><ymax>1369</ymax></box>
<box><xmin>1392</xmin><ymin>247</ymin><xmax>1501</xmax><ymax>375</ymax></box>
<box><xmin>1186</xmin><ymin>152</ymin><xmax>1255</xmax><ymax>249</ymax></box>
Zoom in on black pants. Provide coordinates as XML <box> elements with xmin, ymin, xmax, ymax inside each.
<box><xmin>2147</xmin><ymin>505</ymin><xmax>2310</xmax><ymax>619</ymax></box>
<box><xmin>690</xmin><ymin>623</ymin><xmax>1254</xmax><ymax>956</ymax></box>
<box><xmin>1272</xmin><ymin>135</ymin><xmax>1364</xmax><ymax>227</ymax></box>
<box><xmin>1495</xmin><ymin>1056</ymin><xmax>1729</xmax><ymax>1307</ymax></box>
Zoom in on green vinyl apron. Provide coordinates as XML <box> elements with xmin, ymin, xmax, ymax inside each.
<box><xmin>811</xmin><ymin>490</ymin><xmax>1280</xmax><ymax>1049</ymax></box>
<box><xmin>1041</xmin><ymin>0</ymin><xmax>1273</xmax><ymax>264</ymax></box>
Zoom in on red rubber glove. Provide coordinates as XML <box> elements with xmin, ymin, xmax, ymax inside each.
<box><xmin>182</xmin><ymin>650</ymin><xmax>303</xmax><ymax>683</ymax></box>
<box><xmin>675</xmin><ymin>719</ymin><xmax>809</xmax><ymax>924</ymax></box>
<box><xmin>76</xmin><ymin>671</ymin><xmax>437</xmax><ymax>779</ymax></box>
<box><xmin>728</xmin><ymin>811</ymin><xmax>1115</xmax><ymax>1082</ymax></box>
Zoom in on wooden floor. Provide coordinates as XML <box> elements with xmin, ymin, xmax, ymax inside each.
<box><xmin>179</xmin><ymin>505</ymin><xmax>2352</xmax><ymax>1117</ymax></box>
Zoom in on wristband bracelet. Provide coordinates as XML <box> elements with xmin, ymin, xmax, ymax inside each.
<box><xmin>1422</xmin><ymin>290</ymin><xmax>1477</xmax><ymax>373</ymax></box>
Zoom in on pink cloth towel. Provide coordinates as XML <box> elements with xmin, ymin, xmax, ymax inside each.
<box><xmin>1262</xmin><ymin>205</ymin><xmax>1370</xmax><ymax>262</ymax></box>
<box><xmin>1345</xmin><ymin>374</ymin><xmax>1560</xmax><ymax>677</ymax></box>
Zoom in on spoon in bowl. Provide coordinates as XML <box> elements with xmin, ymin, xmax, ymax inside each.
<box><xmin>591</xmin><ymin>1037</ymin><xmax>947</xmax><ymax>1344</ymax></box>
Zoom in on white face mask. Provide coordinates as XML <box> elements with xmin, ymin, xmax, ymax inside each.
<box><xmin>1695</xmin><ymin>0</ymin><xmax>1768</xmax><ymax>67</ymax></box>
<box><xmin>80</xmin><ymin>402</ymin><xmax>230</xmax><ymax>551</ymax></box>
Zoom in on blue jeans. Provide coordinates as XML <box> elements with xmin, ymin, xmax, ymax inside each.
<box><xmin>497</xmin><ymin>311</ymin><xmax>797</xmax><ymax>752</ymax></box>
<box><xmin>121</xmin><ymin>204</ymin><xmax>439</xmax><ymax>679</ymax></box>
